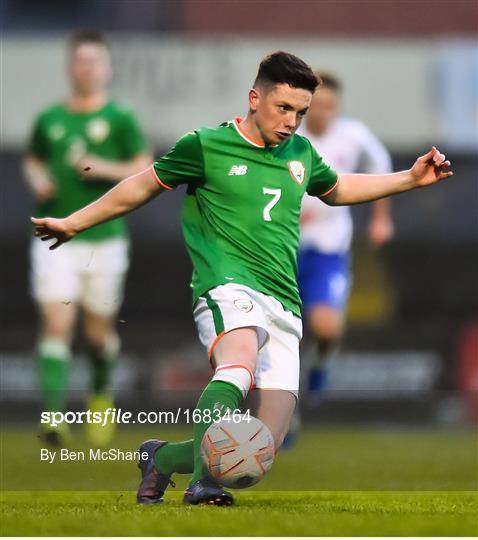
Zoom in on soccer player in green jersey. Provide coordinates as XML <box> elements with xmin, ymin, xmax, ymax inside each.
<box><xmin>31</xmin><ymin>51</ymin><xmax>453</xmax><ymax>504</ymax></box>
<box><xmin>24</xmin><ymin>30</ymin><xmax>151</xmax><ymax>447</ymax></box>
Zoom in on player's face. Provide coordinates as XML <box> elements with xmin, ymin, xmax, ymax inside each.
<box><xmin>68</xmin><ymin>43</ymin><xmax>111</xmax><ymax>95</ymax></box>
<box><xmin>305</xmin><ymin>86</ymin><xmax>339</xmax><ymax>135</ymax></box>
<box><xmin>250</xmin><ymin>84</ymin><xmax>312</xmax><ymax>146</ymax></box>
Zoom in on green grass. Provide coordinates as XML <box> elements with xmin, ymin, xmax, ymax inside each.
<box><xmin>1</xmin><ymin>425</ymin><xmax>477</xmax><ymax>535</ymax></box>
<box><xmin>1</xmin><ymin>425</ymin><xmax>476</xmax><ymax>491</ymax></box>
<box><xmin>1</xmin><ymin>490</ymin><xmax>477</xmax><ymax>536</ymax></box>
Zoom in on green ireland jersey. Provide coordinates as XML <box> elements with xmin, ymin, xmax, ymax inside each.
<box><xmin>29</xmin><ymin>100</ymin><xmax>148</xmax><ymax>241</ymax></box>
<box><xmin>152</xmin><ymin>118</ymin><xmax>338</xmax><ymax>316</ymax></box>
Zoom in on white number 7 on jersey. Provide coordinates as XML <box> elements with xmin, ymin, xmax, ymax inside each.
<box><xmin>262</xmin><ymin>188</ymin><xmax>282</xmax><ymax>222</ymax></box>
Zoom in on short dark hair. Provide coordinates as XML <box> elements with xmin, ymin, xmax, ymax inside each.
<box><xmin>68</xmin><ymin>29</ymin><xmax>109</xmax><ymax>52</ymax></box>
<box><xmin>315</xmin><ymin>71</ymin><xmax>342</xmax><ymax>93</ymax></box>
<box><xmin>254</xmin><ymin>51</ymin><xmax>320</xmax><ymax>93</ymax></box>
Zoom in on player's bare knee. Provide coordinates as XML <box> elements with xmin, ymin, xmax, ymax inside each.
<box><xmin>229</xmin><ymin>343</ymin><xmax>257</xmax><ymax>370</ymax></box>
<box><xmin>42</xmin><ymin>319</ymin><xmax>74</xmax><ymax>343</ymax></box>
<box><xmin>213</xmin><ymin>327</ymin><xmax>258</xmax><ymax>372</ymax></box>
<box><xmin>309</xmin><ymin>309</ymin><xmax>344</xmax><ymax>342</ymax></box>
<box><xmin>83</xmin><ymin>312</ymin><xmax>115</xmax><ymax>349</ymax></box>
<box><xmin>40</xmin><ymin>302</ymin><xmax>77</xmax><ymax>343</ymax></box>
<box><xmin>313</xmin><ymin>323</ymin><xmax>343</xmax><ymax>343</ymax></box>
<box><xmin>84</xmin><ymin>330</ymin><xmax>108</xmax><ymax>350</ymax></box>
<box><xmin>87</xmin><ymin>332</ymin><xmax>120</xmax><ymax>360</ymax></box>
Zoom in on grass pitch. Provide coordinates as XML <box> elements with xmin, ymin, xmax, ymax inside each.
<box><xmin>1</xmin><ymin>490</ymin><xmax>477</xmax><ymax>536</ymax></box>
<box><xmin>1</xmin><ymin>425</ymin><xmax>477</xmax><ymax>535</ymax></box>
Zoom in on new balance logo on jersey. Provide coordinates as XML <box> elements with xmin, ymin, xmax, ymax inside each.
<box><xmin>228</xmin><ymin>165</ymin><xmax>248</xmax><ymax>176</ymax></box>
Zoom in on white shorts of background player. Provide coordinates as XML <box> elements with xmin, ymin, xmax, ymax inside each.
<box><xmin>30</xmin><ymin>237</ymin><xmax>129</xmax><ymax>317</ymax></box>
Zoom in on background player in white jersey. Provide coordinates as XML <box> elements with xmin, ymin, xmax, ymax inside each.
<box><xmin>298</xmin><ymin>72</ymin><xmax>395</xmax><ymax>401</ymax></box>
<box><xmin>24</xmin><ymin>30</ymin><xmax>151</xmax><ymax>446</ymax></box>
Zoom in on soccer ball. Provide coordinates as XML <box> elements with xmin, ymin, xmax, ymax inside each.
<box><xmin>200</xmin><ymin>415</ymin><xmax>275</xmax><ymax>489</ymax></box>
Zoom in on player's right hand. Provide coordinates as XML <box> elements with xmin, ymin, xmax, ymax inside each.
<box><xmin>30</xmin><ymin>217</ymin><xmax>76</xmax><ymax>250</ymax></box>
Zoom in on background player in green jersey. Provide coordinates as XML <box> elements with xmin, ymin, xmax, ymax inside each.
<box><xmin>24</xmin><ymin>30</ymin><xmax>151</xmax><ymax>447</ymax></box>
<box><xmin>31</xmin><ymin>52</ymin><xmax>453</xmax><ymax>505</ymax></box>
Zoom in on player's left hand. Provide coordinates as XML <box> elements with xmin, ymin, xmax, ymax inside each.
<box><xmin>368</xmin><ymin>214</ymin><xmax>395</xmax><ymax>248</ymax></box>
<box><xmin>30</xmin><ymin>216</ymin><xmax>76</xmax><ymax>250</ymax></box>
<box><xmin>410</xmin><ymin>147</ymin><xmax>453</xmax><ymax>187</ymax></box>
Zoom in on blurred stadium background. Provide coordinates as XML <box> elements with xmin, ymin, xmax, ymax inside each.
<box><xmin>1</xmin><ymin>0</ymin><xmax>477</xmax><ymax>493</ymax></box>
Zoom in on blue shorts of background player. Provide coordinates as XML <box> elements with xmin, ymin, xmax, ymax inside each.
<box><xmin>298</xmin><ymin>248</ymin><xmax>351</xmax><ymax>312</ymax></box>
<box><xmin>298</xmin><ymin>248</ymin><xmax>351</xmax><ymax>396</ymax></box>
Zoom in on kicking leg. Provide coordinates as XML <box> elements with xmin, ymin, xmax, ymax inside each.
<box><xmin>183</xmin><ymin>327</ymin><xmax>258</xmax><ymax>505</ymax></box>
<box><xmin>139</xmin><ymin>327</ymin><xmax>259</xmax><ymax>505</ymax></box>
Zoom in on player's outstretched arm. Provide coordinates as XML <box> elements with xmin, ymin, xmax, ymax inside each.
<box><xmin>75</xmin><ymin>153</ymin><xmax>153</xmax><ymax>182</ymax></box>
<box><xmin>323</xmin><ymin>147</ymin><xmax>453</xmax><ymax>206</ymax></box>
<box><xmin>31</xmin><ymin>167</ymin><xmax>163</xmax><ymax>249</ymax></box>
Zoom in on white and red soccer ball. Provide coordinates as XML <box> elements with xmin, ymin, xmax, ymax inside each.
<box><xmin>200</xmin><ymin>415</ymin><xmax>275</xmax><ymax>489</ymax></box>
